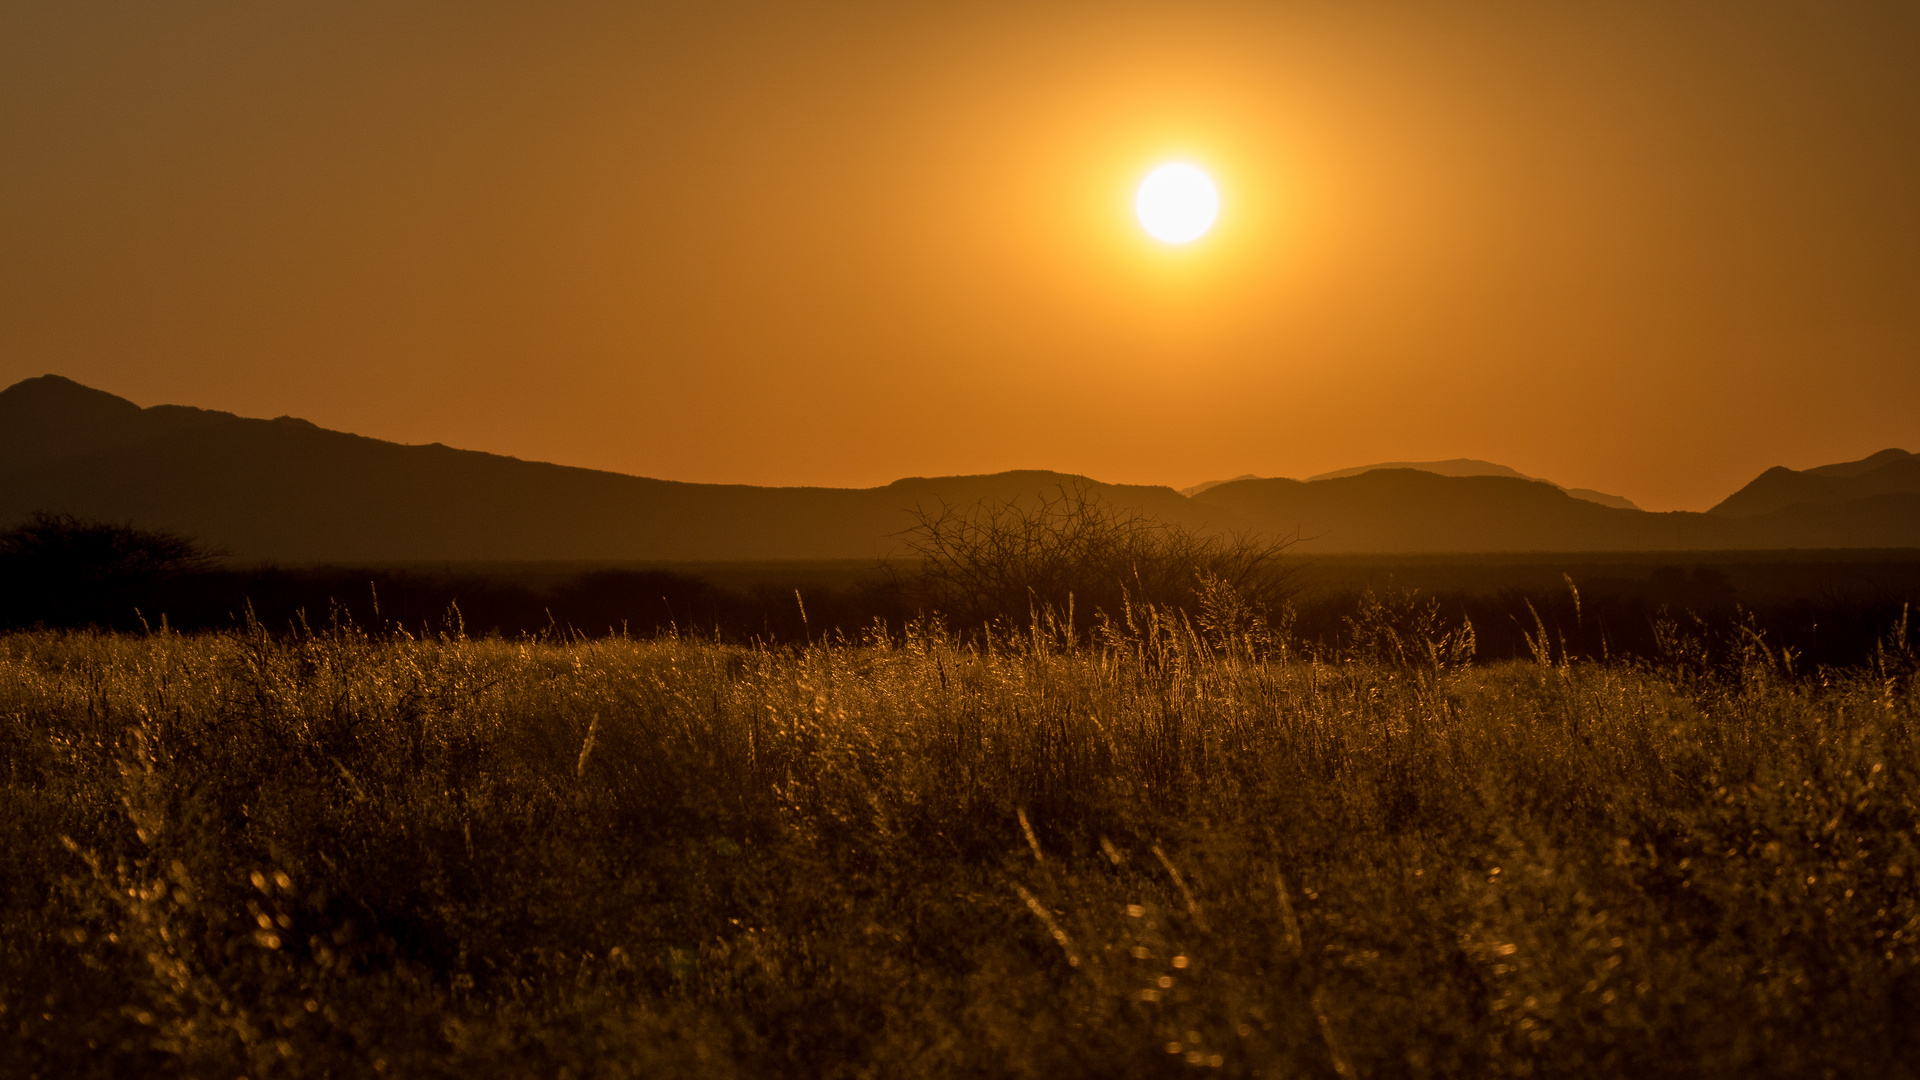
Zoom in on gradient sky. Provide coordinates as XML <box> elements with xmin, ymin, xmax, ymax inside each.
<box><xmin>4</xmin><ymin>1</ymin><xmax>1918</xmax><ymax>510</ymax></box>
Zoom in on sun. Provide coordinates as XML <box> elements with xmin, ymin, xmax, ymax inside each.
<box><xmin>1134</xmin><ymin>162</ymin><xmax>1219</xmax><ymax>244</ymax></box>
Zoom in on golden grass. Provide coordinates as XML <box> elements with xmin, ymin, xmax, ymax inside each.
<box><xmin>1</xmin><ymin>615</ymin><xmax>1916</xmax><ymax>1077</ymax></box>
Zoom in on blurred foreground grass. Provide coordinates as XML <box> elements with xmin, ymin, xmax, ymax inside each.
<box><xmin>2</xmin><ymin>614</ymin><xmax>1916</xmax><ymax>1078</ymax></box>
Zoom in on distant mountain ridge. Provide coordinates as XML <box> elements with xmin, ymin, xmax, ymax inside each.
<box><xmin>0</xmin><ymin>376</ymin><xmax>241</xmax><ymax>471</ymax></box>
<box><xmin>0</xmin><ymin>376</ymin><xmax>1219</xmax><ymax>561</ymax></box>
<box><xmin>1182</xmin><ymin>458</ymin><xmax>1640</xmax><ymax>510</ymax></box>
<box><xmin>1709</xmin><ymin>448</ymin><xmax>1920</xmax><ymax>518</ymax></box>
<box><xmin>2</xmin><ymin>375</ymin><xmax>1916</xmax><ymax>559</ymax></box>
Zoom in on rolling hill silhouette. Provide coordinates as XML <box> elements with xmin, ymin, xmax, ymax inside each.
<box><xmin>1709</xmin><ymin>448</ymin><xmax>1920</xmax><ymax>517</ymax></box>
<box><xmin>1187</xmin><ymin>470</ymin><xmax>1685</xmax><ymax>551</ymax></box>
<box><xmin>1185</xmin><ymin>459</ymin><xmax>1640</xmax><ymax>510</ymax></box>
<box><xmin>2</xmin><ymin>376</ymin><xmax>1916</xmax><ymax>559</ymax></box>
<box><xmin>0</xmin><ymin>376</ymin><xmax>1221</xmax><ymax>561</ymax></box>
<box><xmin>1307</xmin><ymin>459</ymin><xmax>1640</xmax><ymax>510</ymax></box>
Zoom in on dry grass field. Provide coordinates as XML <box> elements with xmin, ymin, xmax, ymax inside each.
<box><xmin>2</xmin><ymin>600</ymin><xmax>1916</xmax><ymax>1078</ymax></box>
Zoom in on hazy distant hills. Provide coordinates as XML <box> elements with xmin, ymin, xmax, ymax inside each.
<box><xmin>1188</xmin><ymin>471</ymin><xmax>1669</xmax><ymax>551</ymax></box>
<box><xmin>2</xmin><ymin>375</ymin><xmax>1916</xmax><ymax>559</ymax></box>
<box><xmin>1186</xmin><ymin>459</ymin><xmax>1641</xmax><ymax>510</ymax></box>
<box><xmin>1185</xmin><ymin>468</ymin><xmax>1920</xmax><ymax>552</ymax></box>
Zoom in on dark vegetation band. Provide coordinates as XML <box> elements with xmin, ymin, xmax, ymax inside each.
<box><xmin>3</xmin><ymin>500</ymin><xmax>1917</xmax><ymax>671</ymax></box>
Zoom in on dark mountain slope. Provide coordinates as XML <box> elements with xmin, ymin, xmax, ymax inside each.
<box><xmin>1190</xmin><ymin>470</ymin><xmax>1723</xmax><ymax>552</ymax></box>
<box><xmin>0</xmin><ymin>383</ymin><xmax>1220</xmax><ymax>560</ymax></box>
<box><xmin>1709</xmin><ymin>449</ymin><xmax>1920</xmax><ymax>518</ymax></box>
<box><xmin>1712</xmin><ymin>492</ymin><xmax>1920</xmax><ymax>548</ymax></box>
<box><xmin>0</xmin><ymin>375</ymin><xmax>238</xmax><ymax>471</ymax></box>
<box><xmin>1807</xmin><ymin>448</ymin><xmax>1916</xmax><ymax>479</ymax></box>
<box><xmin>4</xmin><ymin>376</ymin><xmax>1917</xmax><ymax>559</ymax></box>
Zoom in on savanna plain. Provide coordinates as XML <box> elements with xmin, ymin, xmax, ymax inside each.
<box><xmin>3</xmin><ymin>576</ymin><xmax>1918</xmax><ymax>1077</ymax></box>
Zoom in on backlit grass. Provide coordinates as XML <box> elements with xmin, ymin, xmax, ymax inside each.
<box><xmin>2</xmin><ymin>612</ymin><xmax>1916</xmax><ymax>1077</ymax></box>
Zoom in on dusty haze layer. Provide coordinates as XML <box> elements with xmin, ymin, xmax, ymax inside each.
<box><xmin>3</xmin><ymin>1</ymin><xmax>1918</xmax><ymax>510</ymax></box>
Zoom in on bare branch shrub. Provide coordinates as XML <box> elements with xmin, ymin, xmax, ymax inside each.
<box><xmin>896</xmin><ymin>483</ymin><xmax>1296</xmax><ymax>635</ymax></box>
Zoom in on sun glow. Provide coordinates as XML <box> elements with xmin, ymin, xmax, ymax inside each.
<box><xmin>1134</xmin><ymin>163</ymin><xmax>1219</xmax><ymax>244</ymax></box>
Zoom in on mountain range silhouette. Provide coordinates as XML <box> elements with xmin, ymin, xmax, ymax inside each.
<box><xmin>3</xmin><ymin>375</ymin><xmax>1916</xmax><ymax>560</ymax></box>
<box><xmin>1183</xmin><ymin>459</ymin><xmax>1641</xmax><ymax>510</ymax></box>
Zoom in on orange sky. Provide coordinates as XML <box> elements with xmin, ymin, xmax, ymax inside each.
<box><xmin>3</xmin><ymin>1</ymin><xmax>1918</xmax><ymax>511</ymax></box>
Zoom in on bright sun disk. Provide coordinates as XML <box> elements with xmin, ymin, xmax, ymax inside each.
<box><xmin>1135</xmin><ymin>163</ymin><xmax>1219</xmax><ymax>244</ymax></box>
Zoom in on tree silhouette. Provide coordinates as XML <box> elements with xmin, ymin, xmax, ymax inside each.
<box><xmin>0</xmin><ymin>512</ymin><xmax>217</xmax><ymax>628</ymax></box>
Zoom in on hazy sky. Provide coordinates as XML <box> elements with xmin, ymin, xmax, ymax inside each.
<box><xmin>4</xmin><ymin>1</ymin><xmax>1917</xmax><ymax>510</ymax></box>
